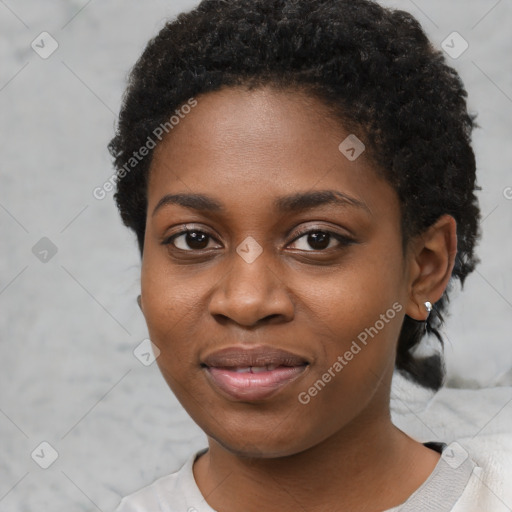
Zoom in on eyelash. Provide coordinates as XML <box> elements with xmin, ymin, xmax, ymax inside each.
<box><xmin>161</xmin><ymin>226</ymin><xmax>356</xmax><ymax>253</ymax></box>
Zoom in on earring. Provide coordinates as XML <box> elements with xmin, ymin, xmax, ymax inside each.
<box><xmin>137</xmin><ymin>294</ymin><xmax>142</xmax><ymax>310</ymax></box>
<box><xmin>424</xmin><ymin>301</ymin><xmax>432</xmax><ymax>315</ymax></box>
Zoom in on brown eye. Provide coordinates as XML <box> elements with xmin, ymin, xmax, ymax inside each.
<box><xmin>289</xmin><ymin>229</ymin><xmax>355</xmax><ymax>252</ymax></box>
<box><xmin>305</xmin><ymin>232</ymin><xmax>330</xmax><ymax>250</ymax></box>
<box><xmin>164</xmin><ymin>230</ymin><xmax>218</xmax><ymax>251</ymax></box>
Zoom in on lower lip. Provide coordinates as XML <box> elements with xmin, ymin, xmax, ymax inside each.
<box><xmin>205</xmin><ymin>365</ymin><xmax>308</xmax><ymax>401</ymax></box>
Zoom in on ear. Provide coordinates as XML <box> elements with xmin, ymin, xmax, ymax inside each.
<box><xmin>405</xmin><ymin>214</ymin><xmax>457</xmax><ymax>321</ymax></box>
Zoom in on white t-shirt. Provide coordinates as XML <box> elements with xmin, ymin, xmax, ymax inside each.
<box><xmin>114</xmin><ymin>441</ymin><xmax>507</xmax><ymax>511</ymax></box>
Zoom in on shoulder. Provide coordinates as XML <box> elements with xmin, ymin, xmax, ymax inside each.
<box><xmin>113</xmin><ymin>448</ymin><xmax>208</xmax><ymax>512</ymax></box>
<box><xmin>427</xmin><ymin>384</ymin><xmax>512</xmax><ymax>503</ymax></box>
<box><xmin>458</xmin><ymin>434</ymin><xmax>512</xmax><ymax>511</ymax></box>
<box><xmin>391</xmin><ymin>375</ymin><xmax>512</xmax><ymax>510</ymax></box>
<box><xmin>434</xmin><ymin>388</ymin><xmax>512</xmax><ymax>510</ymax></box>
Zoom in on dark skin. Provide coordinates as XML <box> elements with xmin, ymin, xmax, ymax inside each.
<box><xmin>139</xmin><ymin>85</ymin><xmax>457</xmax><ymax>512</ymax></box>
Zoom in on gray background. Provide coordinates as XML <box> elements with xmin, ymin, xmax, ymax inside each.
<box><xmin>1</xmin><ymin>0</ymin><xmax>511</xmax><ymax>510</ymax></box>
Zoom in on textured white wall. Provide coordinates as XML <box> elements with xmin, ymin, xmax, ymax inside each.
<box><xmin>0</xmin><ymin>1</ymin><xmax>511</xmax><ymax>510</ymax></box>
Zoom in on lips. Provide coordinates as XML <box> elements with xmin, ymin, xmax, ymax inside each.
<box><xmin>201</xmin><ymin>346</ymin><xmax>310</xmax><ymax>401</ymax></box>
<box><xmin>202</xmin><ymin>346</ymin><xmax>309</xmax><ymax>368</ymax></box>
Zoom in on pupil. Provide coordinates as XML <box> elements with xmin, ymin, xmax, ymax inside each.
<box><xmin>188</xmin><ymin>231</ymin><xmax>208</xmax><ymax>249</ymax></box>
<box><xmin>309</xmin><ymin>232</ymin><xmax>329</xmax><ymax>249</ymax></box>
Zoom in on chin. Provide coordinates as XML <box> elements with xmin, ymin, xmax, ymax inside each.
<box><xmin>201</xmin><ymin>416</ymin><xmax>325</xmax><ymax>460</ymax></box>
<box><xmin>215</xmin><ymin>437</ymin><xmax>304</xmax><ymax>459</ymax></box>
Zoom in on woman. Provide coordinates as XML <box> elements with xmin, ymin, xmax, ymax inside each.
<box><xmin>109</xmin><ymin>1</ymin><xmax>501</xmax><ymax>510</ymax></box>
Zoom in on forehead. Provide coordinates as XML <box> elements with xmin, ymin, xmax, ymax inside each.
<box><xmin>147</xmin><ymin>85</ymin><xmax>396</xmax><ymax>220</ymax></box>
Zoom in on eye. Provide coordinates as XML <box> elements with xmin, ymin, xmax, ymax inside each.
<box><xmin>288</xmin><ymin>228</ymin><xmax>355</xmax><ymax>252</ymax></box>
<box><xmin>162</xmin><ymin>228</ymin><xmax>220</xmax><ymax>251</ymax></box>
<box><xmin>162</xmin><ymin>226</ymin><xmax>355</xmax><ymax>253</ymax></box>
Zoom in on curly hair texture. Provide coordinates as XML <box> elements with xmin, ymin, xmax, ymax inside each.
<box><xmin>108</xmin><ymin>0</ymin><xmax>481</xmax><ymax>391</ymax></box>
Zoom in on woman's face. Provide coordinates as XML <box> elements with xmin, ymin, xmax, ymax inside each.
<box><xmin>140</xmin><ymin>85</ymin><xmax>414</xmax><ymax>457</ymax></box>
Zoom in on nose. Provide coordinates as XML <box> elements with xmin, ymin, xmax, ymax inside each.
<box><xmin>208</xmin><ymin>247</ymin><xmax>295</xmax><ymax>327</ymax></box>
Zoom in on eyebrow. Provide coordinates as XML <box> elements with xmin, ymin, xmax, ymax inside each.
<box><xmin>152</xmin><ymin>189</ymin><xmax>371</xmax><ymax>217</ymax></box>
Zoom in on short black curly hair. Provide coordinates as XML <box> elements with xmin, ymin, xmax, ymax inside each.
<box><xmin>108</xmin><ymin>0</ymin><xmax>481</xmax><ymax>391</ymax></box>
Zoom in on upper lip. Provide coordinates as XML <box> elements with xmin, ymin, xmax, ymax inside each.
<box><xmin>202</xmin><ymin>345</ymin><xmax>309</xmax><ymax>368</ymax></box>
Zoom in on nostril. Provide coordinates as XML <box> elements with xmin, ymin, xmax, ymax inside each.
<box><xmin>212</xmin><ymin>314</ymin><xmax>230</xmax><ymax>326</ymax></box>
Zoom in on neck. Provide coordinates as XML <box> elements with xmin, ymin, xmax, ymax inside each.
<box><xmin>193</xmin><ymin>403</ymin><xmax>435</xmax><ymax>511</ymax></box>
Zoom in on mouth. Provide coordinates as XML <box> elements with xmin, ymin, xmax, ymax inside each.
<box><xmin>201</xmin><ymin>346</ymin><xmax>310</xmax><ymax>401</ymax></box>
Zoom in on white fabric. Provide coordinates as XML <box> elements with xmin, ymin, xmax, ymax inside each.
<box><xmin>388</xmin><ymin>372</ymin><xmax>512</xmax><ymax>511</ymax></box>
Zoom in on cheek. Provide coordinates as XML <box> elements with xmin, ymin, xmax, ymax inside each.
<box><xmin>141</xmin><ymin>264</ymin><xmax>211</xmax><ymax>406</ymax></box>
<box><xmin>293</xmin><ymin>305</ymin><xmax>402</xmax><ymax>443</ymax></box>
<box><xmin>289</xmin><ymin>254</ymin><xmax>405</xmax><ymax>414</ymax></box>
<box><xmin>299</xmin><ymin>291</ymin><xmax>401</xmax><ymax>393</ymax></box>
<box><xmin>140</xmin><ymin>250</ymin><xmax>224</xmax><ymax>395</ymax></box>
<box><xmin>140</xmin><ymin>240</ymin><xmax>204</xmax><ymax>320</ymax></box>
<box><xmin>292</xmin><ymin>246</ymin><xmax>404</xmax><ymax>344</ymax></box>
<box><xmin>140</xmin><ymin>251</ymin><xmax>193</xmax><ymax>355</ymax></box>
